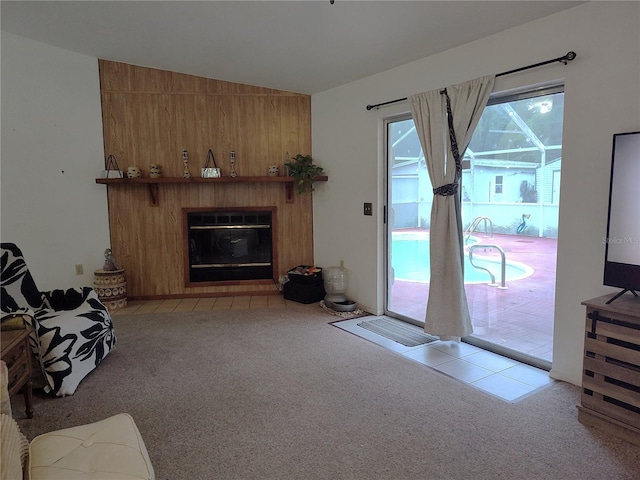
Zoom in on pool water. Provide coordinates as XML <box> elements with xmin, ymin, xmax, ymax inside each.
<box><xmin>391</xmin><ymin>238</ymin><xmax>533</xmax><ymax>284</ymax></box>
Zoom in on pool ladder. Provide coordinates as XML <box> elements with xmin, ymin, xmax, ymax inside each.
<box><xmin>464</xmin><ymin>216</ymin><xmax>493</xmax><ymax>244</ymax></box>
<box><xmin>468</xmin><ymin>244</ymin><xmax>507</xmax><ymax>289</ymax></box>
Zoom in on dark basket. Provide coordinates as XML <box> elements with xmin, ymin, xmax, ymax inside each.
<box><xmin>287</xmin><ymin>265</ymin><xmax>323</xmax><ymax>284</ymax></box>
<box><xmin>283</xmin><ymin>281</ymin><xmax>325</xmax><ymax>304</ymax></box>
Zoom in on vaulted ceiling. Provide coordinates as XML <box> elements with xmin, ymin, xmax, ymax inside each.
<box><xmin>1</xmin><ymin>1</ymin><xmax>584</xmax><ymax>94</ymax></box>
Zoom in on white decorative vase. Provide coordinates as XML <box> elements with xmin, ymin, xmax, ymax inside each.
<box><xmin>126</xmin><ymin>166</ymin><xmax>142</xmax><ymax>178</ymax></box>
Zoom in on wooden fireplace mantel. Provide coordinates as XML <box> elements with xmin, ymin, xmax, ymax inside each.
<box><xmin>95</xmin><ymin>176</ymin><xmax>328</xmax><ymax>206</ymax></box>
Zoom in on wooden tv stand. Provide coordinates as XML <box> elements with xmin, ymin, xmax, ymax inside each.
<box><xmin>578</xmin><ymin>293</ymin><xmax>640</xmax><ymax>445</ymax></box>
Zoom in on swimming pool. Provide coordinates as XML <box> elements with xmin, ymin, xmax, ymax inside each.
<box><xmin>391</xmin><ymin>237</ymin><xmax>533</xmax><ymax>284</ymax></box>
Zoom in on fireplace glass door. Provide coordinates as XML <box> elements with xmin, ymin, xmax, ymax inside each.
<box><xmin>187</xmin><ymin>211</ymin><xmax>273</xmax><ymax>282</ymax></box>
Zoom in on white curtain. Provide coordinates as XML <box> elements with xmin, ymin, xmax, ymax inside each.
<box><xmin>409</xmin><ymin>75</ymin><xmax>495</xmax><ymax>339</ymax></box>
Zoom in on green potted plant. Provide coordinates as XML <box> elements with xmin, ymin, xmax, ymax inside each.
<box><xmin>288</xmin><ymin>154</ymin><xmax>324</xmax><ymax>194</ymax></box>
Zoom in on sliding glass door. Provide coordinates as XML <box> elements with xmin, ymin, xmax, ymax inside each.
<box><xmin>385</xmin><ymin>85</ymin><xmax>564</xmax><ymax>368</ymax></box>
<box><xmin>385</xmin><ymin>115</ymin><xmax>433</xmax><ymax>324</ymax></box>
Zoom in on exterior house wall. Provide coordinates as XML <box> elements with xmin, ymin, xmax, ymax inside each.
<box><xmin>472</xmin><ymin>167</ymin><xmax>535</xmax><ymax>203</ymax></box>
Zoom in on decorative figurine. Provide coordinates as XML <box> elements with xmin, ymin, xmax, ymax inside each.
<box><xmin>182</xmin><ymin>150</ymin><xmax>191</xmax><ymax>178</ymax></box>
<box><xmin>283</xmin><ymin>151</ymin><xmax>291</xmax><ymax>176</ymax></box>
<box><xmin>229</xmin><ymin>149</ymin><xmax>237</xmax><ymax>178</ymax></box>
<box><xmin>103</xmin><ymin>248</ymin><xmax>118</xmax><ymax>271</ymax></box>
<box><xmin>149</xmin><ymin>164</ymin><xmax>162</xmax><ymax>178</ymax></box>
<box><xmin>126</xmin><ymin>166</ymin><xmax>142</xmax><ymax>178</ymax></box>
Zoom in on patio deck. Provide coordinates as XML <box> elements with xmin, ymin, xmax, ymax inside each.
<box><xmin>388</xmin><ymin>232</ymin><xmax>557</xmax><ymax>364</ymax></box>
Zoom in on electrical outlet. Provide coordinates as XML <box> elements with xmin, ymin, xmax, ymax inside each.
<box><xmin>75</xmin><ymin>264</ymin><xmax>83</xmax><ymax>275</ymax></box>
<box><xmin>364</xmin><ymin>202</ymin><xmax>373</xmax><ymax>216</ymax></box>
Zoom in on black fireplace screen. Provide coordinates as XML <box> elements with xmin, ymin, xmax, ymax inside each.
<box><xmin>187</xmin><ymin>211</ymin><xmax>273</xmax><ymax>282</ymax></box>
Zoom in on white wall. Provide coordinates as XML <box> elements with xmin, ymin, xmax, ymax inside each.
<box><xmin>1</xmin><ymin>32</ymin><xmax>110</xmax><ymax>290</ymax></box>
<box><xmin>311</xmin><ymin>2</ymin><xmax>640</xmax><ymax>386</ymax></box>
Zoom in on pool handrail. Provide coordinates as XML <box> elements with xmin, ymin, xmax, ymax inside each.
<box><xmin>465</xmin><ymin>216</ymin><xmax>493</xmax><ymax>244</ymax></box>
<box><xmin>468</xmin><ymin>244</ymin><xmax>507</xmax><ymax>289</ymax></box>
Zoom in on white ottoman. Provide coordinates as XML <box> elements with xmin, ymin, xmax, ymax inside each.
<box><xmin>29</xmin><ymin>413</ymin><xmax>155</xmax><ymax>480</ymax></box>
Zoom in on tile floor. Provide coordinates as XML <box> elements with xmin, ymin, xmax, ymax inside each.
<box><xmin>333</xmin><ymin>315</ymin><xmax>554</xmax><ymax>403</ymax></box>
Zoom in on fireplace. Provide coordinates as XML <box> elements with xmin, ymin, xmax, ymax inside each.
<box><xmin>185</xmin><ymin>208</ymin><xmax>275</xmax><ymax>284</ymax></box>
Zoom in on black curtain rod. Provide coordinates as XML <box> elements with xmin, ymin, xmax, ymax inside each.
<box><xmin>365</xmin><ymin>51</ymin><xmax>576</xmax><ymax>111</ymax></box>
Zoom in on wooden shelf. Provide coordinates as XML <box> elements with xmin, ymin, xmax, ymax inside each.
<box><xmin>96</xmin><ymin>175</ymin><xmax>328</xmax><ymax>205</ymax></box>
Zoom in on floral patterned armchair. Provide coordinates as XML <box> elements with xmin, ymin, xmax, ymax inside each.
<box><xmin>1</xmin><ymin>243</ymin><xmax>116</xmax><ymax>396</ymax></box>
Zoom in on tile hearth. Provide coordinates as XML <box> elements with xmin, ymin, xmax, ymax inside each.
<box><xmin>112</xmin><ymin>295</ymin><xmax>289</xmax><ymax>316</ymax></box>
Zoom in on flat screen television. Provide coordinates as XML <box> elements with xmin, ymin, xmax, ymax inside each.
<box><xmin>603</xmin><ymin>130</ymin><xmax>640</xmax><ymax>304</ymax></box>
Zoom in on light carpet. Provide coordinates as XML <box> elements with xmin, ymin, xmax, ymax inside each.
<box><xmin>12</xmin><ymin>304</ymin><xmax>640</xmax><ymax>480</ymax></box>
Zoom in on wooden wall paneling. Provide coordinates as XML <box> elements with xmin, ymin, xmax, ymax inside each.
<box><xmin>138</xmin><ymin>66</ymin><xmax>173</xmax><ymax>93</ymax></box>
<box><xmin>230</xmin><ymin>95</ymin><xmax>246</xmax><ymax>176</ymax></box>
<box><xmin>176</xmin><ymin>94</ymin><xmax>192</xmax><ymax>175</ymax></box>
<box><xmin>134</xmin><ymin>94</ymin><xmax>175</xmax><ymax>175</ymax></box>
<box><xmin>252</xmin><ymin>97</ymin><xmax>269</xmax><ymax>173</ymax></box>
<box><xmin>232</xmin><ymin>183</ymin><xmax>252</xmax><ymax>212</ymax></box>
<box><xmin>210</xmin><ymin>95</ymin><xmax>226</xmax><ymax>170</ymax></box>
<box><xmin>241</xmin><ymin>96</ymin><xmax>256</xmax><ymax>175</ymax></box>
<box><xmin>99</xmin><ymin>60</ymin><xmax>130</xmax><ymax>93</ymax></box>
<box><xmin>298</xmin><ymin>96</ymin><xmax>312</xmax><ymax>153</ymax></box>
<box><xmin>201</xmin><ymin>94</ymin><xmax>219</xmax><ymax>171</ymax></box>
<box><xmin>100</xmin><ymin>93</ymin><xmax>119</xmax><ymax>161</ymax></box>
<box><xmin>278</xmin><ymin>95</ymin><xmax>313</xmax><ymax>270</ymax></box>
<box><xmin>139</xmin><ymin>192</ymin><xmax>162</xmax><ymax>294</ymax></box>
<box><xmin>155</xmin><ymin>184</ymin><xmax>191</xmax><ymax>295</ymax></box>
<box><xmin>128</xmin><ymin>95</ymin><xmax>144</xmax><ymax>170</ymax></box>
<box><xmin>266</xmin><ymin>97</ymin><xmax>284</xmax><ymax>171</ymax></box>
<box><xmin>201</xmin><ymin>95</ymin><xmax>219</xmax><ymax>167</ymax></box>
<box><xmin>99</xmin><ymin>60</ymin><xmax>313</xmax><ymax>298</ymax></box>
<box><xmin>157</xmin><ymin>186</ymin><xmax>183</xmax><ymax>295</ymax></box>
<box><xmin>278</xmin><ymin>203</ymin><xmax>295</xmax><ymax>273</ymax></box>
<box><xmin>124</xmin><ymin>95</ymin><xmax>141</xmax><ymax>170</ymax></box>
<box><xmin>107</xmin><ymin>185</ymin><xmax>148</xmax><ymax>295</ymax></box>
<box><xmin>281</xmin><ymin>96</ymin><xmax>301</xmax><ymax>159</ymax></box>
<box><xmin>172</xmin><ymin>70</ymin><xmax>208</xmax><ymax>94</ymax></box>
<box><xmin>296</xmin><ymin>94</ymin><xmax>314</xmax><ymax>261</ymax></box>
<box><xmin>179</xmin><ymin>94</ymin><xmax>209</xmax><ymax>176</ymax></box>
<box><xmin>210</xmin><ymin>179</ymin><xmax>229</xmax><ymax>207</ymax></box>
<box><xmin>217</xmin><ymin>97</ymin><xmax>232</xmax><ymax>174</ymax></box>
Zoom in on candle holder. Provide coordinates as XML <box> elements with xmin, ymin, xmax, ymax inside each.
<box><xmin>182</xmin><ymin>150</ymin><xmax>191</xmax><ymax>178</ymax></box>
<box><xmin>229</xmin><ymin>150</ymin><xmax>237</xmax><ymax>178</ymax></box>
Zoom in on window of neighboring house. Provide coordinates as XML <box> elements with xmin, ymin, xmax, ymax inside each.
<box><xmin>494</xmin><ymin>175</ymin><xmax>504</xmax><ymax>195</ymax></box>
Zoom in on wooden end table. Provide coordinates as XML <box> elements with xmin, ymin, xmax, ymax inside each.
<box><xmin>1</xmin><ymin>329</ymin><xmax>34</xmax><ymax>418</ymax></box>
